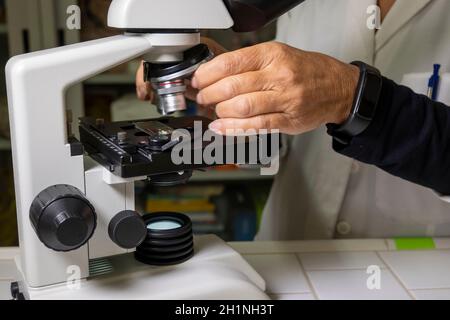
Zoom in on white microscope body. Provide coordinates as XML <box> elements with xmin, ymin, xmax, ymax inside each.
<box><xmin>5</xmin><ymin>0</ymin><xmax>304</xmax><ymax>300</ymax></box>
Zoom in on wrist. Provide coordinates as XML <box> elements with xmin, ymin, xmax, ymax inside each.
<box><xmin>327</xmin><ymin>61</ymin><xmax>383</xmax><ymax>144</ymax></box>
<box><xmin>327</xmin><ymin>61</ymin><xmax>383</xmax><ymax>145</ymax></box>
<box><xmin>332</xmin><ymin>64</ymin><xmax>360</xmax><ymax>125</ymax></box>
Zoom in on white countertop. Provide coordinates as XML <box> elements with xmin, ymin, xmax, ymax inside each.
<box><xmin>2</xmin><ymin>238</ymin><xmax>450</xmax><ymax>300</ymax></box>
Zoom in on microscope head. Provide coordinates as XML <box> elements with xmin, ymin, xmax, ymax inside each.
<box><xmin>107</xmin><ymin>0</ymin><xmax>305</xmax><ymax>32</ymax></box>
<box><xmin>107</xmin><ymin>0</ymin><xmax>234</xmax><ymax>31</ymax></box>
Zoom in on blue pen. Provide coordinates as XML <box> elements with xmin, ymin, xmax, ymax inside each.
<box><xmin>427</xmin><ymin>64</ymin><xmax>441</xmax><ymax>101</ymax></box>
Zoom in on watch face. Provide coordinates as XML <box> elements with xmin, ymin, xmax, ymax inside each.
<box><xmin>359</xmin><ymin>74</ymin><xmax>382</xmax><ymax>119</ymax></box>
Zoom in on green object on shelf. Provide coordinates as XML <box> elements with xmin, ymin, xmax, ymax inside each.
<box><xmin>394</xmin><ymin>238</ymin><xmax>436</xmax><ymax>250</ymax></box>
<box><xmin>249</xmin><ymin>186</ymin><xmax>271</xmax><ymax>231</ymax></box>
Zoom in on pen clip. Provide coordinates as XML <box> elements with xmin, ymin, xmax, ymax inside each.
<box><xmin>428</xmin><ymin>64</ymin><xmax>441</xmax><ymax>100</ymax></box>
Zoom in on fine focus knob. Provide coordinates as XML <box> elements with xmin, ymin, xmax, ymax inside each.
<box><xmin>108</xmin><ymin>210</ymin><xmax>147</xmax><ymax>249</ymax></box>
<box><xmin>30</xmin><ymin>185</ymin><xmax>97</xmax><ymax>252</ymax></box>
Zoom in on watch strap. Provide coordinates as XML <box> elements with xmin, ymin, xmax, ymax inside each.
<box><xmin>327</xmin><ymin>61</ymin><xmax>383</xmax><ymax>145</ymax></box>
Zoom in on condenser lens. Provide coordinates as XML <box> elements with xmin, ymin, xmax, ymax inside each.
<box><xmin>136</xmin><ymin>212</ymin><xmax>194</xmax><ymax>266</ymax></box>
<box><xmin>147</xmin><ymin>220</ymin><xmax>182</xmax><ymax>231</ymax></box>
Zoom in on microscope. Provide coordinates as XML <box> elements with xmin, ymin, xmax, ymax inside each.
<box><xmin>5</xmin><ymin>0</ymin><xmax>304</xmax><ymax>300</ymax></box>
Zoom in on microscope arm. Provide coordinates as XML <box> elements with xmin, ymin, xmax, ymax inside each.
<box><xmin>6</xmin><ymin>33</ymin><xmax>199</xmax><ymax>288</ymax></box>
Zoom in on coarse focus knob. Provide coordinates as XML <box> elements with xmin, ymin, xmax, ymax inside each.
<box><xmin>108</xmin><ymin>210</ymin><xmax>147</xmax><ymax>249</ymax></box>
<box><xmin>30</xmin><ymin>185</ymin><xmax>97</xmax><ymax>252</ymax></box>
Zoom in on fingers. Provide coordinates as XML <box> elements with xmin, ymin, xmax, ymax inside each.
<box><xmin>188</xmin><ymin>38</ymin><xmax>226</xmax><ymax>104</ymax></box>
<box><xmin>185</xmin><ymin>86</ymin><xmax>198</xmax><ymax>102</ymax></box>
<box><xmin>136</xmin><ymin>61</ymin><xmax>152</xmax><ymax>101</ymax></box>
<box><xmin>215</xmin><ymin>91</ymin><xmax>281</xmax><ymax>119</ymax></box>
<box><xmin>209</xmin><ymin>113</ymin><xmax>286</xmax><ymax>135</ymax></box>
<box><xmin>184</xmin><ymin>80</ymin><xmax>199</xmax><ymax>102</ymax></box>
<box><xmin>191</xmin><ymin>45</ymin><xmax>268</xmax><ymax>90</ymax></box>
<box><xmin>196</xmin><ymin>71</ymin><xmax>270</xmax><ymax>106</ymax></box>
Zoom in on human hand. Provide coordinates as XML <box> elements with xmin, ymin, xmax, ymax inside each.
<box><xmin>191</xmin><ymin>42</ymin><xmax>360</xmax><ymax>135</ymax></box>
<box><xmin>135</xmin><ymin>37</ymin><xmax>228</xmax><ymax>102</ymax></box>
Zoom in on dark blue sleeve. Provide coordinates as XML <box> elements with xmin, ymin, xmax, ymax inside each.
<box><xmin>332</xmin><ymin>77</ymin><xmax>450</xmax><ymax>195</ymax></box>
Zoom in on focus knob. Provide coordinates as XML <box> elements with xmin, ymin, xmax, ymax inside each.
<box><xmin>108</xmin><ymin>210</ymin><xmax>146</xmax><ymax>249</ymax></box>
<box><xmin>30</xmin><ymin>185</ymin><xmax>97</xmax><ymax>252</ymax></box>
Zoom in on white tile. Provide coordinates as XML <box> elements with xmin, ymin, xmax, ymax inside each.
<box><xmin>385</xmin><ymin>240</ymin><xmax>397</xmax><ymax>251</ymax></box>
<box><xmin>307</xmin><ymin>269</ymin><xmax>411</xmax><ymax>300</ymax></box>
<box><xmin>0</xmin><ymin>281</ymin><xmax>12</xmax><ymax>300</ymax></box>
<box><xmin>379</xmin><ymin>250</ymin><xmax>450</xmax><ymax>289</ymax></box>
<box><xmin>412</xmin><ymin>289</ymin><xmax>450</xmax><ymax>300</ymax></box>
<box><xmin>298</xmin><ymin>252</ymin><xmax>385</xmax><ymax>271</ymax></box>
<box><xmin>270</xmin><ymin>293</ymin><xmax>316</xmax><ymax>300</ymax></box>
<box><xmin>0</xmin><ymin>260</ymin><xmax>18</xmax><ymax>280</ymax></box>
<box><xmin>434</xmin><ymin>239</ymin><xmax>450</xmax><ymax>249</ymax></box>
<box><xmin>231</xmin><ymin>239</ymin><xmax>388</xmax><ymax>255</ymax></box>
<box><xmin>243</xmin><ymin>254</ymin><xmax>311</xmax><ymax>294</ymax></box>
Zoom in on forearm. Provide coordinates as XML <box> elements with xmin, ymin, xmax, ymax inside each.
<box><xmin>332</xmin><ymin>77</ymin><xmax>450</xmax><ymax>195</ymax></box>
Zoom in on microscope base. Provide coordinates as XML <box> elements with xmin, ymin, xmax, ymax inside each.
<box><xmin>16</xmin><ymin>235</ymin><xmax>268</xmax><ymax>300</ymax></box>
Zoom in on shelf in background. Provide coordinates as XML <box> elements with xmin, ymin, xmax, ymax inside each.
<box><xmin>0</xmin><ymin>24</ymin><xmax>7</xmax><ymax>34</ymax></box>
<box><xmin>85</xmin><ymin>73</ymin><xmax>135</xmax><ymax>85</ymax></box>
<box><xmin>0</xmin><ymin>138</ymin><xmax>11</xmax><ymax>151</ymax></box>
<box><xmin>193</xmin><ymin>223</ymin><xmax>225</xmax><ymax>234</ymax></box>
<box><xmin>191</xmin><ymin>168</ymin><xmax>274</xmax><ymax>182</ymax></box>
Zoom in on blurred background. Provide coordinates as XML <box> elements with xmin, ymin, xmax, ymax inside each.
<box><xmin>0</xmin><ymin>0</ymin><xmax>277</xmax><ymax>246</ymax></box>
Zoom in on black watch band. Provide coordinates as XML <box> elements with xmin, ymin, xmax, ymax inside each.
<box><xmin>327</xmin><ymin>61</ymin><xmax>383</xmax><ymax>145</ymax></box>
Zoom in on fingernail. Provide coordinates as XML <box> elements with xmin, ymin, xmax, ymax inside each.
<box><xmin>196</xmin><ymin>92</ymin><xmax>204</xmax><ymax>104</ymax></box>
<box><xmin>209</xmin><ymin>121</ymin><xmax>223</xmax><ymax>134</ymax></box>
<box><xmin>191</xmin><ymin>77</ymin><xmax>199</xmax><ymax>89</ymax></box>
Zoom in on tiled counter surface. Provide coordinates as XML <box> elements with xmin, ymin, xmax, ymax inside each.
<box><xmin>230</xmin><ymin>238</ymin><xmax>450</xmax><ymax>300</ymax></box>
<box><xmin>2</xmin><ymin>239</ymin><xmax>450</xmax><ymax>300</ymax></box>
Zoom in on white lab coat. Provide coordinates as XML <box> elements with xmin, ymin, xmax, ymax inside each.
<box><xmin>257</xmin><ymin>0</ymin><xmax>450</xmax><ymax>240</ymax></box>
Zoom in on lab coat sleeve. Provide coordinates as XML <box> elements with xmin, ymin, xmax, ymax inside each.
<box><xmin>332</xmin><ymin>77</ymin><xmax>450</xmax><ymax>196</ymax></box>
<box><xmin>275</xmin><ymin>13</ymin><xmax>290</xmax><ymax>43</ymax></box>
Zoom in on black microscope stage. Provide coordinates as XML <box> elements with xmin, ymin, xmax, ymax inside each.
<box><xmin>79</xmin><ymin>116</ymin><xmax>277</xmax><ymax>181</ymax></box>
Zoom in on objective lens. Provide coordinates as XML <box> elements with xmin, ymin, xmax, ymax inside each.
<box><xmin>152</xmin><ymin>80</ymin><xmax>187</xmax><ymax>115</ymax></box>
<box><xmin>144</xmin><ymin>44</ymin><xmax>214</xmax><ymax>116</ymax></box>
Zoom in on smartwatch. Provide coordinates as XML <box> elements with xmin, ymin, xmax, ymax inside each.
<box><xmin>327</xmin><ymin>61</ymin><xmax>383</xmax><ymax>145</ymax></box>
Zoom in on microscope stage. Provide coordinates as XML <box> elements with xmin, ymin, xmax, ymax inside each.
<box><xmin>79</xmin><ymin>116</ymin><xmax>276</xmax><ymax>180</ymax></box>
